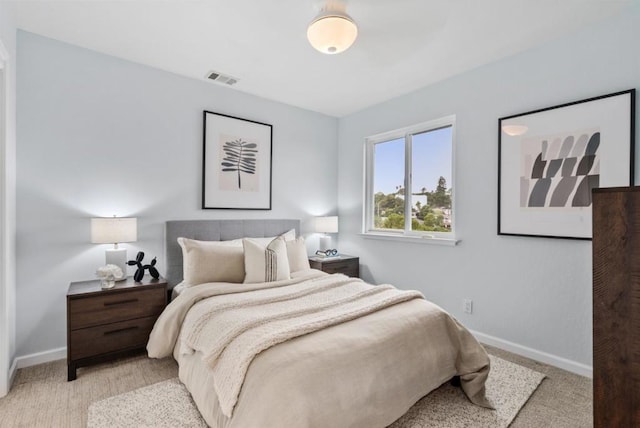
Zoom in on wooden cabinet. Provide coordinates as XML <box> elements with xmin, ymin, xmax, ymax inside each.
<box><xmin>309</xmin><ymin>255</ymin><xmax>359</xmax><ymax>278</ymax></box>
<box><xmin>66</xmin><ymin>276</ymin><xmax>167</xmax><ymax>381</ymax></box>
<box><xmin>592</xmin><ymin>187</ymin><xmax>640</xmax><ymax>427</ymax></box>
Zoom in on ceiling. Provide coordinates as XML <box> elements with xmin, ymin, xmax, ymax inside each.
<box><xmin>9</xmin><ymin>0</ymin><xmax>632</xmax><ymax>117</ymax></box>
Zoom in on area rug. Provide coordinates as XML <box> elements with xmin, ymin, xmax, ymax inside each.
<box><xmin>87</xmin><ymin>355</ymin><xmax>544</xmax><ymax>428</ymax></box>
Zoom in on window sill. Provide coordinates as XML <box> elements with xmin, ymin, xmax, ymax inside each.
<box><xmin>359</xmin><ymin>232</ymin><xmax>460</xmax><ymax>246</ymax></box>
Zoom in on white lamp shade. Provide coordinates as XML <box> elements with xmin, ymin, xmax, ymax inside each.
<box><xmin>315</xmin><ymin>216</ymin><xmax>339</xmax><ymax>234</ymax></box>
<box><xmin>91</xmin><ymin>217</ymin><xmax>137</xmax><ymax>244</ymax></box>
<box><xmin>307</xmin><ymin>12</ymin><xmax>358</xmax><ymax>54</ymax></box>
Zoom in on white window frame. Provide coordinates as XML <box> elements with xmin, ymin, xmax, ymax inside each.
<box><xmin>362</xmin><ymin>115</ymin><xmax>458</xmax><ymax>245</ymax></box>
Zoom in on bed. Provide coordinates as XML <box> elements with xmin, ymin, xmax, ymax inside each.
<box><xmin>147</xmin><ymin>219</ymin><xmax>491</xmax><ymax>427</ymax></box>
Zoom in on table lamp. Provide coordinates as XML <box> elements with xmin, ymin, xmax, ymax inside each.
<box><xmin>315</xmin><ymin>216</ymin><xmax>338</xmax><ymax>252</ymax></box>
<box><xmin>91</xmin><ymin>216</ymin><xmax>137</xmax><ymax>281</ymax></box>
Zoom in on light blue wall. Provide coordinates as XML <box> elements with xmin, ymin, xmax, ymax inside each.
<box><xmin>337</xmin><ymin>10</ymin><xmax>640</xmax><ymax>369</ymax></box>
<box><xmin>16</xmin><ymin>31</ymin><xmax>338</xmax><ymax>356</ymax></box>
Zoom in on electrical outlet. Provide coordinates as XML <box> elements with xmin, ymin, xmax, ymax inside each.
<box><xmin>463</xmin><ymin>299</ymin><xmax>473</xmax><ymax>314</ymax></box>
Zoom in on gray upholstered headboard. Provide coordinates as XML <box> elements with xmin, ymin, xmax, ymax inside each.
<box><xmin>165</xmin><ymin>219</ymin><xmax>300</xmax><ymax>288</ymax></box>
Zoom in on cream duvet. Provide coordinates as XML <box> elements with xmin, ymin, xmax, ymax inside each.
<box><xmin>148</xmin><ymin>270</ymin><xmax>491</xmax><ymax>427</ymax></box>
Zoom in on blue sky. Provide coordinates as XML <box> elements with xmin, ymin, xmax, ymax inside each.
<box><xmin>373</xmin><ymin>126</ymin><xmax>452</xmax><ymax>195</ymax></box>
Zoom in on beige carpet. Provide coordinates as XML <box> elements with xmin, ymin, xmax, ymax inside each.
<box><xmin>0</xmin><ymin>345</ymin><xmax>590</xmax><ymax>427</ymax></box>
<box><xmin>87</xmin><ymin>355</ymin><xmax>544</xmax><ymax>428</ymax></box>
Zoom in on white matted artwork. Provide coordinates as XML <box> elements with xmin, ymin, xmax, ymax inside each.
<box><xmin>499</xmin><ymin>89</ymin><xmax>635</xmax><ymax>239</ymax></box>
<box><xmin>202</xmin><ymin>111</ymin><xmax>272</xmax><ymax>210</ymax></box>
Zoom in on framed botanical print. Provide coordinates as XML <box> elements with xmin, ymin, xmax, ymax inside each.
<box><xmin>202</xmin><ymin>111</ymin><xmax>273</xmax><ymax>210</ymax></box>
<box><xmin>498</xmin><ymin>89</ymin><xmax>635</xmax><ymax>239</ymax></box>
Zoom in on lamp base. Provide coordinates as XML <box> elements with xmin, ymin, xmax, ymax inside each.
<box><xmin>105</xmin><ymin>248</ymin><xmax>128</xmax><ymax>281</ymax></box>
<box><xmin>319</xmin><ymin>235</ymin><xmax>332</xmax><ymax>252</ymax></box>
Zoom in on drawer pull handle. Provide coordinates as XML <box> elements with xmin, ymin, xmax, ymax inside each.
<box><xmin>104</xmin><ymin>298</ymin><xmax>138</xmax><ymax>307</ymax></box>
<box><xmin>104</xmin><ymin>326</ymin><xmax>139</xmax><ymax>336</ymax></box>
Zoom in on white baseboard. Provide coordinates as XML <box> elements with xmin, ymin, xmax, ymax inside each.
<box><xmin>8</xmin><ymin>357</ymin><xmax>17</xmax><ymax>387</ymax></box>
<box><xmin>0</xmin><ymin>357</ymin><xmax>16</xmax><ymax>397</ymax></box>
<box><xmin>471</xmin><ymin>330</ymin><xmax>592</xmax><ymax>378</ymax></box>
<box><xmin>14</xmin><ymin>347</ymin><xmax>66</xmax><ymax>369</ymax></box>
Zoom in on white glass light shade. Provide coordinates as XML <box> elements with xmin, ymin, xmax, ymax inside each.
<box><xmin>315</xmin><ymin>216</ymin><xmax>339</xmax><ymax>234</ymax></box>
<box><xmin>91</xmin><ymin>217</ymin><xmax>137</xmax><ymax>244</ymax></box>
<box><xmin>502</xmin><ymin>125</ymin><xmax>529</xmax><ymax>136</ymax></box>
<box><xmin>307</xmin><ymin>12</ymin><xmax>358</xmax><ymax>54</ymax></box>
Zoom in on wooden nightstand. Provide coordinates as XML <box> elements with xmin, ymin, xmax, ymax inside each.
<box><xmin>309</xmin><ymin>254</ymin><xmax>359</xmax><ymax>278</ymax></box>
<box><xmin>66</xmin><ymin>276</ymin><xmax>167</xmax><ymax>381</ymax></box>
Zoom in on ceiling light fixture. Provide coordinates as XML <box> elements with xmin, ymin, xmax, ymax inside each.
<box><xmin>307</xmin><ymin>1</ymin><xmax>358</xmax><ymax>55</ymax></box>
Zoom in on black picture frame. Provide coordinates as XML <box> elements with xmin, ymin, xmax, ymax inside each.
<box><xmin>498</xmin><ymin>89</ymin><xmax>635</xmax><ymax>240</ymax></box>
<box><xmin>202</xmin><ymin>111</ymin><xmax>273</xmax><ymax>210</ymax></box>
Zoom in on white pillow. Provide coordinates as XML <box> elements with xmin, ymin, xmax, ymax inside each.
<box><xmin>286</xmin><ymin>237</ymin><xmax>310</xmax><ymax>273</ymax></box>
<box><xmin>178</xmin><ymin>237</ymin><xmax>245</xmax><ymax>286</ymax></box>
<box><xmin>250</xmin><ymin>229</ymin><xmax>296</xmax><ymax>246</ymax></box>
<box><xmin>243</xmin><ymin>237</ymin><xmax>291</xmax><ymax>283</ymax></box>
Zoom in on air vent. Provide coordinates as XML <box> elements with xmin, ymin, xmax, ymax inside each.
<box><xmin>206</xmin><ymin>70</ymin><xmax>239</xmax><ymax>86</ymax></box>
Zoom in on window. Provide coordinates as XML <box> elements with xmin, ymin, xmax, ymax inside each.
<box><xmin>364</xmin><ymin>116</ymin><xmax>456</xmax><ymax>241</ymax></box>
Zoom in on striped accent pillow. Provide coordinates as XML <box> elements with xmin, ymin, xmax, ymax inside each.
<box><xmin>243</xmin><ymin>236</ymin><xmax>291</xmax><ymax>283</ymax></box>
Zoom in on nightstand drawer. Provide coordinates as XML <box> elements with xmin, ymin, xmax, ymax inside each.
<box><xmin>322</xmin><ymin>261</ymin><xmax>357</xmax><ymax>276</ymax></box>
<box><xmin>309</xmin><ymin>255</ymin><xmax>359</xmax><ymax>278</ymax></box>
<box><xmin>69</xmin><ymin>316</ymin><xmax>156</xmax><ymax>360</ymax></box>
<box><xmin>68</xmin><ymin>288</ymin><xmax>165</xmax><ymax>330</ymax></box>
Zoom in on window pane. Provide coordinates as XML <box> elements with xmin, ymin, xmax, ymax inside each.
<box><xmin>373</xmin><ymin>138</ymin><xmax>405</xmax><ymax>230</ymax></box>
<box><xmin>410</xmin><ymin>126</ymin><xmax>453</xmax><ymax>233</ymax></box>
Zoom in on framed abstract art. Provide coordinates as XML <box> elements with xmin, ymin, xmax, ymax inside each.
<box><xmin>202</xmin><ymin>111</ymin><xmax>273</xmax><ymax>210</ymax></box>
<box><xmin>498</xmin><ymin>89</ymin><xmax>635</xmax><ymax>239</ymax></box>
